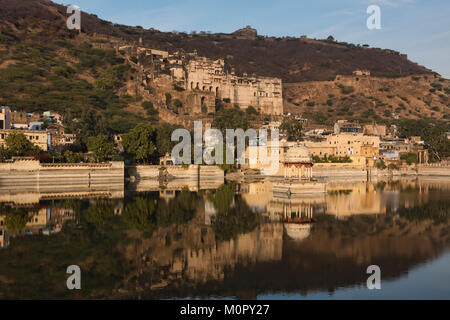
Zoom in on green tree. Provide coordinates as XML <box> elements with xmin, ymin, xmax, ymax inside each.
<box><xmin>5</xmin><ymin>132</ymin><xmax>37</xmax><ymax>157</ymax></box>
<box><xmin>376</xmin><ymin>159</ymin><xmax>387</xmax><ymax>170</ymax></box>
<box><xmin>0</xmin><ymin>146</ymin><xmax>9</xmax><ymax>162</ymax></box>
<box><xmin>212</xmin><ymin>108</ymin><xmax>250</xmax><ymax>134</ymax></box>
<box><xmin>122</xmin><ymin>123</ymin><xmax>157</xmax><ymax>163</ymax></box>
<box><xmin>64</xmin><ymin>150</ymin><xmax>81</xmax><ymax>163</ymax></box>
<box><xmin>142</xmin><ymin>101</ymin><xmax>158</xmax><ymax>117</ymax></box>
<box><xmin>155</xmin><ymin>123</ymin><xmax>183</xmax><ymax>157</ymax></box>
<box><xmin>397</xmin><ymin>119</ymin><xmax>450</xmax><ymax>162</ymax></box>
<box><xmin>87</xmin><ymin>134</ymin><xmax>115</xmax><ymax>162</ymax></box>
<box><xmin>280</xmin><ymin>118</ymin><xmax>303</xmax><ymax>141</ymax></box>
<box><xmin>400</xmin><ymin>153</ymin><xmax>418</xmax><ymax>165</ymax></box>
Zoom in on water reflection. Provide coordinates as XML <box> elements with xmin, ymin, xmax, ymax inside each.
<box><xmin>0</xmin><ymin>177</ymin><xmax>449</xmax><ymax>299</ymax></box>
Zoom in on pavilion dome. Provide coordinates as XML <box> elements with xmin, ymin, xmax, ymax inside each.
<box><xmin>284</xmin><ymin>224</ymin><xmax>312</xmax><ymax>241</ymax></box>
<box><xmin>284</xmin><ymin>145</ymin><xmax>312</xmax><ymax>163</ymax></box>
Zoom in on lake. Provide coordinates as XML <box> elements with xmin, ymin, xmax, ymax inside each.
<box><xmin>0</xmin><ymin>177</ymin><xmax>449</xmax><ymax>299</ymax></box>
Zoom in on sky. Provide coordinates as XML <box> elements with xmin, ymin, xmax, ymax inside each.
<box><xmin>55</xmin><ymin>0</ymin><xmax>450</xmax><ymax>78</ymax></box>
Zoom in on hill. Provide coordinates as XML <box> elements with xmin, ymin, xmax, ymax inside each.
<box><xmin>0</xmin><ymin>0</ymin><xmax>448</xmax><ymax>131</ymax></box>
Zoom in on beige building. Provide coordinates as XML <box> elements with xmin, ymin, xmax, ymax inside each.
<box><xmin>363</xmin><ymin>123</ymin><xmax>387</xmax><ymax>138</ymax></box>
<box><xmin>352</xmin><ymin>70</ymin><xmax>371</xmax><ymax>76</ymax></box>
<box><xmin>185</xmin><ymin>57</ymin><xmax>283</xmax><ymax>115</ymax></box>
<box><xmin>0</xmin><ymin>129</ymin><xmax>49</xmax><ymax>151</ymax></box>
<box><xmin>0</xmin><ymin>106</ymin><xmax>11</xmax><ymax>130</ymax></box>
<box><xmin>305</xmin><ymin>133</ymin><xmax>380</xmax><ymax>158</ymax></box>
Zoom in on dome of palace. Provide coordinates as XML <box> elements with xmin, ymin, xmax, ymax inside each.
<box><xmin>283</xmin><ymin>145</ymin><xmax>312</xmax><ymax>163</ymax></box>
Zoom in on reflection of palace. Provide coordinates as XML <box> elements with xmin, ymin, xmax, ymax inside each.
<box><xmin>326</xmin><ymin>181</ymin><xmax>386</xmax><ymax>217</ymax></box>
<box><xmin>0</xmin><ymin>200</ymin><xmax>123</xmax><ymax>249</ymax></box>
<box><xmin>241</xmin><ymin>182</ymin><xmax>326</xmax><ymax>223</ymax></box>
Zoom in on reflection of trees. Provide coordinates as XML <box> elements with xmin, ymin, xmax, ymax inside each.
<box><xmin>208</xmin><ymin>184</ymin><xmax>234</xmax><ymax>214</ymax></box>
<box><xmin>394</xmin><ymin>199</ymin><xmax>449</xmax><ymax>223</ymax></box>
<box><xmin>0</xmin><ymin>206</ymin><xmax>34</xmax><ymax>235</ymax></box>
<box><xmin>123</xmin><ymin>188</ymin><xmax>198</xmax><ymax>235</ymax></box>
<box><xmin>122</xmin><ymin>197</ymin><xmax>157</xmax><ymax>234</ymax></box>
<box><xmin>156</xmin><ymin>189</ymin><xmax>198</xmax><ymax>226</ymax></box>
<box><xmin>212</xmin><ymin>198</ymin><xmax>259</xmax><ymax>241</ymax></box>
<box><xmin>84</xmin><ymin>200</ymin><xmax>115</xmax><ymax>227</ymax></box>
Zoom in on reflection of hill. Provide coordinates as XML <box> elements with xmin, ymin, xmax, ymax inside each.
<box><xmin>122</xmin><ymin>210</ymin><xmax>449</xmax><ymax>299</ymax></box>
<box><xmin>1</xmin><ymin>178</ymin><xmax>449</xmax><ymax>299</ymax></box>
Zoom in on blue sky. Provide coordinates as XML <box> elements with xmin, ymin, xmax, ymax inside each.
<box><xmin>56</xmin><ymin>0</ymin><xmax>450</xmax><ymax>78</ymax></box>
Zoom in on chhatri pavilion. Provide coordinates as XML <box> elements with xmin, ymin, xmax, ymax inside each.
<box><xmin>282</xmin><ymin>145</ymin><xmax>314</xmax><ymax>180</ymax></box>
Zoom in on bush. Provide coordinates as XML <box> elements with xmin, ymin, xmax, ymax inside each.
<box><xmin>64</xmin><ymin>150</ymin><xmax>81</xmax><ymax>163</ymax></box>
<box><xmin>173</xmin><ymin>99</ymin><xmax>183</xmax><ymax>108</ymax></box>
<box><xmin>400</xmin><ymin>153</ymin><xmax>418</xmax><ymax>165</ymax></box>
<box><xmin>338</xmin><ymin>84</ymin><xmax>355</xmax><ymax>94</ymax></box>
<box><xmin>376</xmin><ymin>160</ymin><xmax>387</xmax><ymax>170</ymax></box>
<box><xmin>142</xmin><ymin>101</ymin><xmax>158</xmax><ymax>116</ymax></box>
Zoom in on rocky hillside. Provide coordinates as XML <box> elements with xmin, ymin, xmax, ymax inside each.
<box><xmin>0</xmin><ymin>0</ymin><xmax>448</xmax><ymax>129</ymax></box>
<box><xmin>284</xmin><ymin>74</ymin><xmax>450</xmax><ymax>125</ymax></box>
<box><xmin>0</xmin><ymin>0</ymin><xmax>434</xmax><ymax>82</ymax></box>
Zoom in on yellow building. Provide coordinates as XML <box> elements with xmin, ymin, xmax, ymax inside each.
<box><xmin>0</xmin><ymin>129</ymin><xmax>49</xmax><ymax>151</ymax></box>
<box><xmin>304</xmin><ymin>133</ymin><xmax>379</xmax><ymax>158</ymax></box>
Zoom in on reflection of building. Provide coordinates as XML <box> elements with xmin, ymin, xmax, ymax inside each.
<box><xmin>0</xmin><ymin>205</ymin><xmax>78</xmax><ymax>249</ymax></box>
<box><xmin>0</xmin><ymin>224</ymin><xmax>9</xmax><ymax>249</ymax></box>
<box><xmin>242</xmin><ymin>181</ymin><xmax>326</xmax><ymax>225</ymax></box>
<box><xmin>326</xmin><ymin>182</ymin><xmax>386</xmax><ymax>218</ymax></box>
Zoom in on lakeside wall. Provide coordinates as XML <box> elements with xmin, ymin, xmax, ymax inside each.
<box><xmin>0</xmin><ymin>159</ymin><xmax>124</xmax><ymax>187</ymax></box>
<box><xmin>312</xmin><ymin>163</ymin><xmax>450</xmax><ymax>181</ymax></box>
<box><xmin>312</xmin><ymin>163</ymin><xmax>367</xmax><ymax>180</ymax></box>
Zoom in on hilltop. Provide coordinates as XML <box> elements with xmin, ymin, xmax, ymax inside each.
<box><xmin>0</xmin><ymin>0</ymin><xmax>448</xmax><ymax>130</ymax></box>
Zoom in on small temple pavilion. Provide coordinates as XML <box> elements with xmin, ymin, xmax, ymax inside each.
<box><xmin>282</xmin><ymin>145</ymin><xmax>314</xmax><ymax>180</ymax></box>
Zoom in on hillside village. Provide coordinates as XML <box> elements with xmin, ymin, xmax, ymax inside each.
<box><xmin>0</xmin><ymin>0</ymin><xmax>449</xmax><ymax>171</ymax></box>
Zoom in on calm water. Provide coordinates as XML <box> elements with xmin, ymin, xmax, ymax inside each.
<box><xmin>0</xmin><ymin>177</ymin><xmax>449</xmax><ymax>299</ymax></box>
